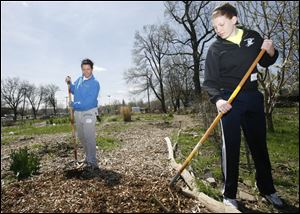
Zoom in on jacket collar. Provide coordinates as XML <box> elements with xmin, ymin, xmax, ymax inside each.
<box><xmin>82</xmin><ymin>74</ymin><xmax>95</xmax><ymax>81</ymax></box>
<box><xmin>216</xmin><ymin>26</ymin><xmax>250</xmax><ymax>44</ymax></box>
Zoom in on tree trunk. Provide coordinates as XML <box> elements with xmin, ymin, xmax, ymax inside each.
<box><xmin>44</xmin><ymin>103</ymin><xmax>47</xmax><ymax>116</ymax></box>
<box><xmin>32</xmin><ymin>108</ymin><xmax>37</xmax><ymax>119</ymax></box>
<box><xmin>13</xmin><ymin>108</ymin><xmax>18</xmax><ymax>122</ymax></box>
<box><xmin>160</xmin><ymin>82</ymin><xmax>167</xmax><ymax>113</ymax></box>
<box><xmin>147</xmin><ymin>81</ymin><xmax>151</xmax><ymax>111</ymax></box>
<box><xmin>21</xmin><ymin>97</ymin><xmax>26</xmax><ymax>121</ymax></box>
<box><xmin>193</xmin><ymin>51</ymin><xmax>202</xmax><ymax>105</ymax></box>
<box><xmin>171</xmin><ymin>97</ymin><xmax>177</xmax><ymax>112</ymax></box>
<box><xmin>176</xmin><ymin>97</ymin><xmax>180</xmax><ymax>111</ymax></box>
<box><xmin>173</xmin><ymin>105</ymin><xmax>177</xmax><ymax>112</ymax></box>
<box><xmin>161</xmin><ymin>99</ymin><xmax>167</xmax><ymax>113</ymax></box>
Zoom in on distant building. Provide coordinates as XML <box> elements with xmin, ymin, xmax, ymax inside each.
<box><xmin>132</xmin><ymin>107</ymin><xmax>140</xmax><ymax>113</ymax></box>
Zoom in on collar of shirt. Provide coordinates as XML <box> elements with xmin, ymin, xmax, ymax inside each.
<box><xmin>226</xmin><ymin>28</ymin><xmax>244</xmax><ymax>46</ymax></box>
<box><xmin>83</xmin><ymin>75</ymin><xmax>92</xmax><ymax>81</ymax></box>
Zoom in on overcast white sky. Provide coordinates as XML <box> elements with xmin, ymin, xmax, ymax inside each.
<box><xmin>1</xmin><ymin>1</ymin><xmax>166</xmax><ymax>107</ymax></box>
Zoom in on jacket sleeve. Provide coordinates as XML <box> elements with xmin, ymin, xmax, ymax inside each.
<box><xmin>257</xmin><ymin>33</ymin><xmax>279</xmax><ymax>67</ymax></box>
<box><xmin>70</xmin><ymin>78</ymin><xmax>80</xmax><ymax>95</ymax></box>
<box><xmin>203</xmin><ymin>47</ymin><xmax>222</xmax><ymax>104</ymax></box>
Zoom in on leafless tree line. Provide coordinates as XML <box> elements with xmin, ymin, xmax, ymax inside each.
<box><xmin>125</xmin><ymin>1</ymin><xmax>216</xmax><ymax>113</ymax></box>
<box><xmin>124</xmin><ymin>1</ymin><xmax>298</xmax><ymax>132</ymax></box>
<box><xmin>1</xmin><ymin>77</ymin><xmax>60</xmax><ymax>121</ymax></box>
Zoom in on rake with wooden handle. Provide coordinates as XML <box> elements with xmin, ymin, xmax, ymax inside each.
<box><xmin>67</xmin><ymin>82</ymin><xmax>78</xmax><ymax>162</ymax></box>
<box><xmin>170</xmin><ymin>49</ymin><xmax>266</xmax><ymax>186</ymax></box>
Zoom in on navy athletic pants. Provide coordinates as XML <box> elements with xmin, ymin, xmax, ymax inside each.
<box><xmin>219</xmin><ymin>89</ymin><xmax>276</xmax><ymax>199</ymax></box>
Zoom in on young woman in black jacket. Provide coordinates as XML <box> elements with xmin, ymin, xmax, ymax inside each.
<box><xmin>203</xmin><ymin>3</ymin><xmax>283</xmax><ymax>209</ymax></box>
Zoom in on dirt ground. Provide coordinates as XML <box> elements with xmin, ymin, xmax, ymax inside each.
<box><xmin>1</xmin><ymin>115</ymin><xmax>209</xmax><ymax>213</ymax></box>
<box><xmin>1</xmin><ymin>114</ymin><xmax>298</xmax><ymax>213</ymax></box>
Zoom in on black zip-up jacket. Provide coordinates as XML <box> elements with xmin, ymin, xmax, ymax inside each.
<box><xmin>203</xmin><ymin>28</ymin><xmax>279</xmax><ymax>104</ymax></box>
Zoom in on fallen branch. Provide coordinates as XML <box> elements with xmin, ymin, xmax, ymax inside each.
<box><xmin>165</xmin><ymin>137</ymin><xmax>196</xmax><ymax>190</ymax></box>
<box><xmin>165</xmin><ymin>137</ymin><xmax>241</xmax><ymax>213</ymax></box>
<box><xmin>180</xmin><ymin>188</ymin><xmax>240</xmax><ymax>213</ymax></box>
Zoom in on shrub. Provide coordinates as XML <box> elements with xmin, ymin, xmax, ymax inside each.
<box><xmin>49</xmin><ymin>118</ymin><xmax>53</xmax><ymax>124</ymax></box>
<box><xmin>9</xmin><ymin>146</ymin><xmax>40</xmax><ymax>180</ymax></box>
<box><xmin>120</xmin><ymin>106</ymin><xmax>131</xmax><ymax>122</ymax></box>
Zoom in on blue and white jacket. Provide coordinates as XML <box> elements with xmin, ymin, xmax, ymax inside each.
<box><xmin>70</xmin><ymin>75</ymin><xmax>100</xmax><ymax>111</ymax></box>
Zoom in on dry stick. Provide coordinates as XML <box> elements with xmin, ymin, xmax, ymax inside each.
<box><xmin>167</xmin><ymin>187</ymin><xmax>175</xmax><ymax>203</ymax></box>
<box><xmin>167</xmin><ymin>186</ymin><xmax>180</xmax><ymax>211</ymax></box>
<box><xmin>165</xmin><ymin>137</ymin><xmax>241</xmax><ymax>213</ymax></box>
<box><xmin>170</xmin><ymin>49</ymin><xmax>266</xmax><ymax>186</ymax></box>
<box><xmin>180</xmin><ymin>188</ymin><xmax>240</xmax><ymax>213</ymax></box>
<box><xmin>165</xmin><ymin>137</ymin><xmax>197</xmax><ymax>190</ymax></box>
<box><xmin>151</xmin><ymin>195</ymin><xmax>171</xmax><ymax>213</ymax></box>
<box><xmin>67</xmin><ymin>83</ymin><xmax>77</xmax><ymax>161</ymax></box>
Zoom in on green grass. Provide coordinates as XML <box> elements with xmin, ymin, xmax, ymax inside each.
<box><xmin>1</xmin><ymin>118</ymin><xmax>45</xmax><ymax>127</ymax></box>
<box><xmin>31</xmin><ymin>143</ymin><xmax>43</xmax><ymax>150</ymax></box>
<box><xmin>1</xmin><ymin>136</ymin><xmax>18</xmax><ymax>145</ymax></box>
<box><xmin>99</xmin><ymin>122</ymin><xmax>133</xmax><ymax>135</ymax></box>
<box><xmin>46</xmin><ymin>116</ymin><xmax>70</xmax><ymax>125</ymax></box>
<box><xmin>175</xmin><ymin>107</ymin><xmax>299</xmax><ymax>203</ymax></box>
<box><xmin>96</xmin><ymin>136</ymin><xmax>120</xmax><ymax>151</ymax></box>
<box><xmin>100</xmin><ymin>113</ymin><xmax>174</xmax><ymax>123</ymax></box>
<box><xmin>1</xmin><ymin>123</ymin><xmax>71</xmax><ymax>136</ymax></box>
<box><xmin>131</xmin><ymin>113</ymin><xmax>174</xmax><ymax>122</ymax></box>
<box><xmin>1</xmin><ymin>113</ymin><xmax>173</xmax><ymax>138</ymax></box>
<box><xmin>173</xmin><ymin>127</ymin><xmax>223</xmax><ymax>200</ymax></box>
<box><xmin>195</xmin><ymin>179</ymin><xmax>223</xmax><ymax>201</ymax></box>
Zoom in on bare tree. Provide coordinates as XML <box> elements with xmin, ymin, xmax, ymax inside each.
<box><xmin>1</xmin><ymin>96</ymin><xmax>5</xmax><ymax>111</ymax></box>
<box><xmin>173</xmin><ymin>54</ymin><xmax>194</xmax><ymax>108</ymax></box>
<box><xmin>26</xmin><ymin>84</ymin><xmax>46</xmax><ymax>119</ymax></box>
<box><xmin>44</xmin><ymin>84</ymin><xmax>60</xmax><ymax>116</ymax></box>
<box><xmin>20</xmin><ymin>81</ymin><xmax>30</xmax><ymax>120</ymax></box>
<box><xmin>164</xmin><ymin>1</ymin><xmax>215</xmax><ymax>103</ymax></box>
<box><xmin>165</xmin><ymin>62</ymin><xmax>182</xmax><ymax>112</ymax></box>
<box><xmin>164</xmin><ymin>54</ymin><xmax>194</xmax><ymax>112</ymax></box>
<box><xmin>237</xmin><ymin>1</ymin><xmax>299</xmax><ymax>132</ymax></box>
<box><xmin>124</xmin><ymin>66</ymin><xmax>152</xmax><ymax>110</ymax></box>
<box><xmin>1</xmin><ymin>77</ymin><xmax>25</xmax><ymax>121</ymax></box>
<box><xmin>128</xmin><ymin>24</ymin><xmax>174</xmax><ymax>113</ymax></box>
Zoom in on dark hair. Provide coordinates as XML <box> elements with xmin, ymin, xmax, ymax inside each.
<box><xmin>212</xmin><ymin>3</ymin><xmax>238</xmax><ymax>19</ymax></box>
<box><xmin>81</xmin><ymin>58</ymin><xmax>94</xmax><ymax>69</ymax></box>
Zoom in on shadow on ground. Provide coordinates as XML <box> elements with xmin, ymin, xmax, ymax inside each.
<box><xmin>63</xmin><ymin>167</ymin><xmax>122</xmax><ymax>187</ymax></box>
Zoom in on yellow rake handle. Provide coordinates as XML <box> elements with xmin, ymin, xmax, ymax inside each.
<box><xmin>170</xmin><ymin>49</ymin><xmax>266</xmax><ymax>186</ymax></box>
